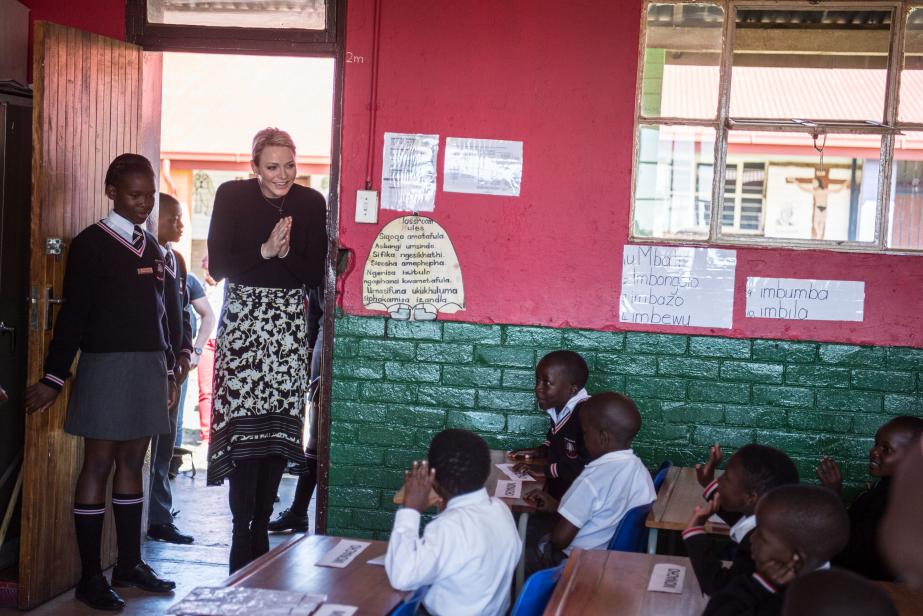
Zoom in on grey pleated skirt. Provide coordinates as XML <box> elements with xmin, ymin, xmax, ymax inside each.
<box><xmin>64</xmin><ymin>351</ymin><xmax>170</xmax><ymax>440</ymax></box>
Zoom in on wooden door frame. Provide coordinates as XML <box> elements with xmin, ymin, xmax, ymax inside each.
<box><xmin>127</xmin><ymin>0</ymin><xmax>347</xmax><ymax>534</ymax></box>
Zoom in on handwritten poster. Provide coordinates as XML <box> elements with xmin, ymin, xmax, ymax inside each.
<box><xmin>620</xmin><ymin>245</ymin><xmax>736</xmax><ymax>329</ymax></box>
<box><xmin>363</xmin><ymin>216</ymin><xmax>464</xmax><ymax>321</ymax></box>
<box><xmin>443</xmin><ymin>137</ymin><xmax>523</xmax><ymax>196</ymax></box>
<box><xmin>745</xmin><ymin>278</ymin><xmax>865</xmax><ymax>322</ymax></box>
<box><xmin>381</xmin><ymin>132</ymin><xmax>439</xmax><ymax>212</ymax></box>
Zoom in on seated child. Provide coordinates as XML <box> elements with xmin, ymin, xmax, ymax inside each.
<box><xmin>510</xmin><ymin>350</ymin><xmax>592</xmax><ymax>501</ymax></box>
<box><xmin>684</xmin><ymin>444</ymin><xmax>800</xmax><ymax>595</ymax></box>
<box><xmin>525</xmin><ymin>392</ymin><xmax>655</xmax><ymax>568</ymax></box>
<box><xmin>781</xmin><ymin>568</ymin><xmax>897</xmax><ymax>616</ymax></box>
<box><xmin>882</xmin><ymin>431</ymin><xmax>923</xmax><ymax>590</ymax></box>
<box><xmin>385</xmin><ymin>429</ymin><xmax>521</xmax><ymax>616</ymax></box>
<box><xmin>815</xmin><ymin>415</ymin><xmax>923</xmax><ymax>580</ymax></box>
<box><xmin>703</xmin><ymin>484</ymin><xmax>850</xmax><ymax>616</ymax></box>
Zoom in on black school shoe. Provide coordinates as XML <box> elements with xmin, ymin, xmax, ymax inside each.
<box><xmin>75</xmin><ymin>574</ymin><xmax>125</xmax><ymax>611</ymax></box>
<box><xmin>267</xmin><ymin>508</ymin><xmax>310</xmax><ymax>533</ymax></box>
<box><xmin>147</xmin><ymin>523</ymin><xmax>194</xmax><ymax>544</ymax></box>
<box><xmin>111</xmin><ymin>561</ymin><xmax>176</xmax><ymax>593</ymax></box>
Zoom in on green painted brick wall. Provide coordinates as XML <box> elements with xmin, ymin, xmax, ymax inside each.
<box><xmin>326</xmin><ymin>315</ymin><xmax>923</xmax><ymax>539</ymax></box>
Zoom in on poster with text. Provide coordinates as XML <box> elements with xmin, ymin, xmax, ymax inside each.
<box><xmin>745</xmin><ymin>278</ymin><xmax>865</xmax><ymax>322</ymax></box>
<box><xmin>363</xmin><ymin>216</ymin><xmax>464</xmax><ymax>320</ymax></box>
<box><xmin>620</xmin><ymin>245</ymin><xmax>737</xmax><ymax>329</ymax></box>
<box><xmin>443</xmin><ymin>137</ymin><xmax>523</xmax><ymax>196</ymax></box>
<box><xmin>381</xmin><ymin>132</ymin><xmax>439</xmax><ymax>212</ymax></box>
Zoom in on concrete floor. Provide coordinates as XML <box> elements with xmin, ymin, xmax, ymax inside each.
<box><xmin>1</xmin><ymin>451</ymin><xmax>316</xmax><ymax>615</ymax></box>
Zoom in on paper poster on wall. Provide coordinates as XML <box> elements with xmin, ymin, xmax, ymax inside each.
<box><xmin>443</xmin><ymin>137</ymin><xmax>523</xmax><ymax>196</ymax></box>
<box><xmin>381</xmin><ymin>132</ymin><xmax>439</xmax><ymax>212</ymax></box>
<box><xmin>620</xmin><ymin>245</ymin><xmax>737</xmax><ymax>329</ymax></box>
<box><xmin>745</xmin><ymin>278</ymin><xmax>865</xmax><ymax>322</ymax></box>
<box><xmin>363</xmin><ymin>215</ymin><xmax>464</xmax><ymax>321</ymax></box>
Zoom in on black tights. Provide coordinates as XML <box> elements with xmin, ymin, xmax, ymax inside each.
<box><xmin>227</xmin><ymin>456</ymin><xmax>286</xmax><ymax>573</ymax></box>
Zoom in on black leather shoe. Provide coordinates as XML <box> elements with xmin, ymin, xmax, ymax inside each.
<box><xmin>75</xmin><ymin>574</ymin><xmax>125</xmax><ymax>611</ymax></box>
<box><xmin>147</xmin><ymin>523</ymin><xmax>194</xmax><ymax>544</ymax></box>
<box><xmin>111</xmin><ymin>561</ymin><xmax>176</xmax><ymax>593</ymax></box>
<box><xmin>267</xmin><ymin>508</ymin><xmax>310</xmax><ymax>533</ymax></box>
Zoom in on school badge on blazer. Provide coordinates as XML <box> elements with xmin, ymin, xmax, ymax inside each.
<box><xmin>154</xmin><ymin>259</ymin><xmax>165</xmax><ymax>282</ymax></box>
<box><xmin>565</xmin><ymin>438</ymin><xmax>577</xmax><ymax>458</ymax></box>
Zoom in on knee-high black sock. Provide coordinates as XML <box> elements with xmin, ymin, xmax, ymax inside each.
<box><xmin>290</xmin><ymin>451</ymin><xmax>317</xmax><ymax>517</ymax></box>
<box><xmin>73</xmin><ymin>503</ymin><xmax>106</xmax><ymax>579</ymax></box>
<box><xmin>112</xmin><ymin>492</ymin><xmax>144</xmax><ymax>569</ymax></box>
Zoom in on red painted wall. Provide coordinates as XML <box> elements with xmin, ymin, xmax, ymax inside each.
<box><xmin>14</xmin><ymin>0</ymin><xmax>923</xmax><ymax>348</ymax></box>
<box><xmin>339</xmin><ymin>0</ymin><xmax>923</xmax><ymax>348</ymax></box>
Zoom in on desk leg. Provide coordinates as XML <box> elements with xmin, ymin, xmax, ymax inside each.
<box><xmin>647</xmin><ymin>528</ymin><xmax>658</xmax><ymax>555</ymax></box>
<box><xmin>516</xmin><ymin>511</ymin><xmax>529</xmax><ymax>594</ymax></box>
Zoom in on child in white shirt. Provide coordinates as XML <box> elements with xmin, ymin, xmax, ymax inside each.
<box><xmin>385</xmin><ymin>429</ymin><xmax>522</xmax><ymax>616</ymax></box>
<box><xmin>526</xmin><ymin>392</ymin><xmax>656</xmax><ymax>568</ymax></box>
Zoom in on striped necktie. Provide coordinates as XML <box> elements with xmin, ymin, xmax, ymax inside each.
<box><xmin>132</xmin><ymin>226</ymin><xmax>144</xmax><ymax>251</ymax></box>
<box><xmin>165</xmin><ymin>249</ymin><xmax>175</xmax><ymax>271</ymax></box>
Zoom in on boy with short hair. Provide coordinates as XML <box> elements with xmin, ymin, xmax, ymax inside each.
<box><xmin>510</xmin><ymin>350</ymin><xmax>592</xmax><ymax>500</ymax></box>
<box><xmin>525</xmin><ymin>392</ymin><xmax>656</xmax><ymax>567</ymax></box>
<box><xmin>816</xmin><ymin>415</ymin><xmax>923</xmax><ymax>580</ymax></box>
<box><xmin>703</xmin><ymin>484</ymin><xmax>850</xmax><ymax>616</ymax></box>
<box><xmin>684</xmin><ymin>444</ymin><xmax>800</xmax><ymax>595</ymax></box>
<box><xmin>385</xmin><ymin>429</ymin><xmax>521</xmax><ymax>616</ymax></box>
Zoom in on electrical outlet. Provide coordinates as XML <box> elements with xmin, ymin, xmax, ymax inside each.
<box><xmin>355</xmin><ymin>190</ymin><xmax>379</xmax><ymax>224</ymax></box>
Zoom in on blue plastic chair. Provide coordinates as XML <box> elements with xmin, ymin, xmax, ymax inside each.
<box><xmin>510</xmin><ymin>562</ymin><xmax>566</xmax><ymax>616</ymax></box>
<box><xmin>390</xmin><ymin>585</ymin><xmax>429</xmax><ymax>616</ymax></box>
<box><xmin>607</xmin><ymin>461</ymin><xmax>673</xmax><ymax>552</ymax></box>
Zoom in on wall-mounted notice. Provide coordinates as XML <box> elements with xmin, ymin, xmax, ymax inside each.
<box><xmin>620</xmin><ymin>245</ymin><xmax>737</xmax><ymax>329</ymax></box>
<box><xmin>745</xmin><ymin>277</ymin><xmax>865</xmax><ymax>322</ymax></box>
<box><xmin>381</xmin><ymin>132</ymin><xmax>439</xmax><ymax>212</ymax></box>
<box><xmin>443</xmin><ymin>137</ymin><xmax>523</xmax><ymax>196</ymax></box>
<box><xmin>363</xmin><ymin>215</ymin><xmax>464</xmax><ymax>321</ymax></box>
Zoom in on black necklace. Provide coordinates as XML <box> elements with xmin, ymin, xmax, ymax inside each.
<box><xmin>262</xmin><ymin>193</ymin><xmax>286</xmax><ymax>215</ymax></box>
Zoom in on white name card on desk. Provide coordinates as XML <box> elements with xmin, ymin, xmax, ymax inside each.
<box><xmin>314</xmin><ymin>605</ymin><xmax>358</xmax><ymax>616</ymax></box>
<box><xmin>495</xmin><ymin>480</ymin><xmax>522</xmax><ymax>499</ymax></box>
<box><xmin>316</xmin><ymin>540</ymin><xmax>371</xmax><ymax>568</ymax></box>
<box><xmin>496</xmin><ymin>463</ymin><xmax>537</xmax><ymax>481</ymax></box>
<box><xmin>647</xmin><ymin>563</ymin><xmax>686</xmax><ymax>594</ymax></box>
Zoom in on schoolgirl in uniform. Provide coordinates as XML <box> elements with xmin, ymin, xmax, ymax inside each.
<box><xmin>25</xmin><ymin>154</ymin><xmax>177</xmax><ymax>611</ymax></box>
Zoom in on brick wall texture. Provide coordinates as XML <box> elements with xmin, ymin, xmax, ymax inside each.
<box><xmin>327</xmin><ymin>315</ymin><xmax>923</xmax><ymax>539</ymax></box>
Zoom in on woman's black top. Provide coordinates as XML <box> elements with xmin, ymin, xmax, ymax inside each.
<box><xmin>207</xmin><ymin>179</ymin><xmax>327</xmax><ymax>289</ymax></box>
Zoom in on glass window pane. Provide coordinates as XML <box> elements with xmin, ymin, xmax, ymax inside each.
<box><xmin>720</xmin><ymin>131</ymin><xmax>880</xmax><ymax>242</ymax></box>
<box><xmin>730</xmin><ymin>9</ymin><xmax>891</xmax><ymax>121</ymax></box>
<box><xmin>633</xmin><ymin>125</ymin><xmax>716</xmax><ymax>239</ymax></box>
<box><xmin>888</xmin><ymin>131</ymin><xmax>923</xmax><ymax>250</ymax></box>
<box><xmin>641</xmin><ymin>3</ymin><xmax>724</xmax><ymax>119</ymax></box>
<box><xmin>900</xmin><ymin>9</ymin><xmax>923</xmax><ymax>123</ymax></box>
<box><xmin>147</xmin><ymin>0</ymin><xmax>326</xmax><ymax>30</ymax></box>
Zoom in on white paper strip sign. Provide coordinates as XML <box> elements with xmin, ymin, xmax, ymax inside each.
<box><xmin>316</xmin><ymin>540</ymin><xmax>371</xmax><ymax>568</ymax></box>
<box><xmin>620</xmin><ymin>245</ymin><xmax>737</xmax><ymax>329</ymax></box>
<box><xmin>381</xmin><ymin>132</ymin><xmax>439</xmax><ymax>212</ymax></box>
<box><xmin>443</xmin><ymin>137</ymin><xmax>523</xmax><ymax>196</ymax></box>
<box><xmin>647</xmin><ymin>563</ymin><xmax>686</xmax><ymax>594</ymax></box>
<box><xmin>495</xmin><ymin>480</ymin><xmax>522</xmax><ymax>499</ymax></box>
<box><xmin>496</xmin><ymin>463</ymin><xmax>537</xmax><ymax>482</ymax></box>
<box><xmin>745</xmin><ymin>278</ymin><xmax>865</xmax><ymax>322</ymax></box>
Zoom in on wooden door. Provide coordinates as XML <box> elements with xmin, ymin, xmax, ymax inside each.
<box><xmin>19</xmin><ymin>22</ymin><xmax>160</xmax><ymax>609</ymax></box>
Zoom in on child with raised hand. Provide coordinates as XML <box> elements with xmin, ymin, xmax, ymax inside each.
<box><xmin>703</xmin><ymin>484</ymin><xmax>850</xmax><ymax>616</ymax></box>
<box><xmin>684</xmin><ymin>444</ymin><xmax>800</xmax><ymax>595</ymax></box>
<box><xmin>524</xmin><ymin>392</ymin><xmax>655</xmax><ymax>569</ymax></box>
<box><xmin>509</xmin><ymin>350</ymin><xmax>592</xmax><ymax>500</ymax></box>
<box><xmin>385</xmin><ymin>429</ymin><xmax>521</xmax><ymax>616</ymax></box>
<box><xmin>782</xmin><ymin>568</ymin><xmax>897</xmax><ymax>616</ymax></box>
<box><xmin>815</xmin><ymin>415</ymin><xmax>923</xmax><ymax>581</ymax></box>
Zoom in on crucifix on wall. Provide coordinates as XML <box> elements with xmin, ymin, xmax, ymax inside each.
<box><xmin>786</xmin><ymin>168</ymin><xmax>849</xmax><ymax>240</ymax></box>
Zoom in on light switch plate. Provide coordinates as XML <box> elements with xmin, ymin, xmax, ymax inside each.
<box><xmin>355</xmin><ymin>190</ymin><xmax>379</xmax><ymax>224</ymax></box>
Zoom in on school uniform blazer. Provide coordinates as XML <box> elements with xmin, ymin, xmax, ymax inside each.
<box><xmin>703</xmin><ymin>573</ymin><xmax>784</xmax><ymax>616</ymax></box>
<box><xmin>684</xmin><ymin>525</ymin><xmax>757</xmax><ymax>596</ymax></box>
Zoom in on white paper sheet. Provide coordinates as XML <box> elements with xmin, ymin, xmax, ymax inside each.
<box><xmin>167</xmin><ymin>587</ymin><xmax>325</xmax><ymax>615</ymax></box>
<box><xmin>443</xmin><ymin>137</ymin><xmax>523</xmax><ymax>196</ymax></box>
<box><xmin>495</xmin><ymin>480</ymin><xmax>523</xmax><ymax>499</ymax></box>
<box><xmin>315</xmin><ymin>540</ymin><xmax>371</xmax><ymax>569</ymax></box>
<box><xmin>647</xmin><ymin>563</ymin><xmax>686</xmax><ymax>594</ymax></box>
<box><xmin>314</xmin><ymin>605</ymin><xmax>358</xmax><ymax>616</ymax></box>
<box><xmin>745</xmin><ymin>277</ymin><xmax>865</xmax><ymax>322</ymax></box>
<box><xmin>495</xmin><ymin>463</ymin><xmax>537</xmax><ymax>482</ymax></box>
<box><xmin>620</xmin><ymin>245</ymin><xmax>737</xmax><ymax>329</ymax></box>
<box><xmin>381</xmin><ymin>132</ymin><xmax>439</xmax><ymax>212</ymax></box>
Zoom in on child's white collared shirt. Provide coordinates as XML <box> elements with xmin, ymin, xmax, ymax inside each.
<box><xmin>385</xmin><ymin>488</ymin><xmax>522</xmax><ymax>616</ymax></box>
<box><xmin>545</xmin><ymin>388</ymin><xmax>590</xmax><ymax>426</ymax></box>
<box><xmin>557</xmin><ymin>449</ymin><xmax>656</xmax><ymax>553</ymax></box>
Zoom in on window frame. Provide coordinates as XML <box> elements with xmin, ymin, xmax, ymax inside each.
<box><xmin>630</xmin><ymin>0</ymin><xmax>923</xmax><ymax>254</ymax></box>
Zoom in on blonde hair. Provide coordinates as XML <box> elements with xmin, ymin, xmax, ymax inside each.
<box><xmin>251</xmin><ymin>127</ymin><xmax>297</xmax><ymax>164</ymax></box>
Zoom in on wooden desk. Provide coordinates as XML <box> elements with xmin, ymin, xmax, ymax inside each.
<box><xmin>224</xmin><ymin>534</ymin><xmax>406</xmax><ymax>615</ymax></box>
<box><xmin>646</xmin><ymin>467</ymin><xmax>728</xmax><ymax>553</ymax></box>
<box><xmin>879</xmin><ymin>582</ymin><xmax>923</xmax><ymax>616</ymax></box>
<box><xmin>543</xmin><ymin>549</ymin><xmax>708</xmax><ymax>616</ymax></box>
